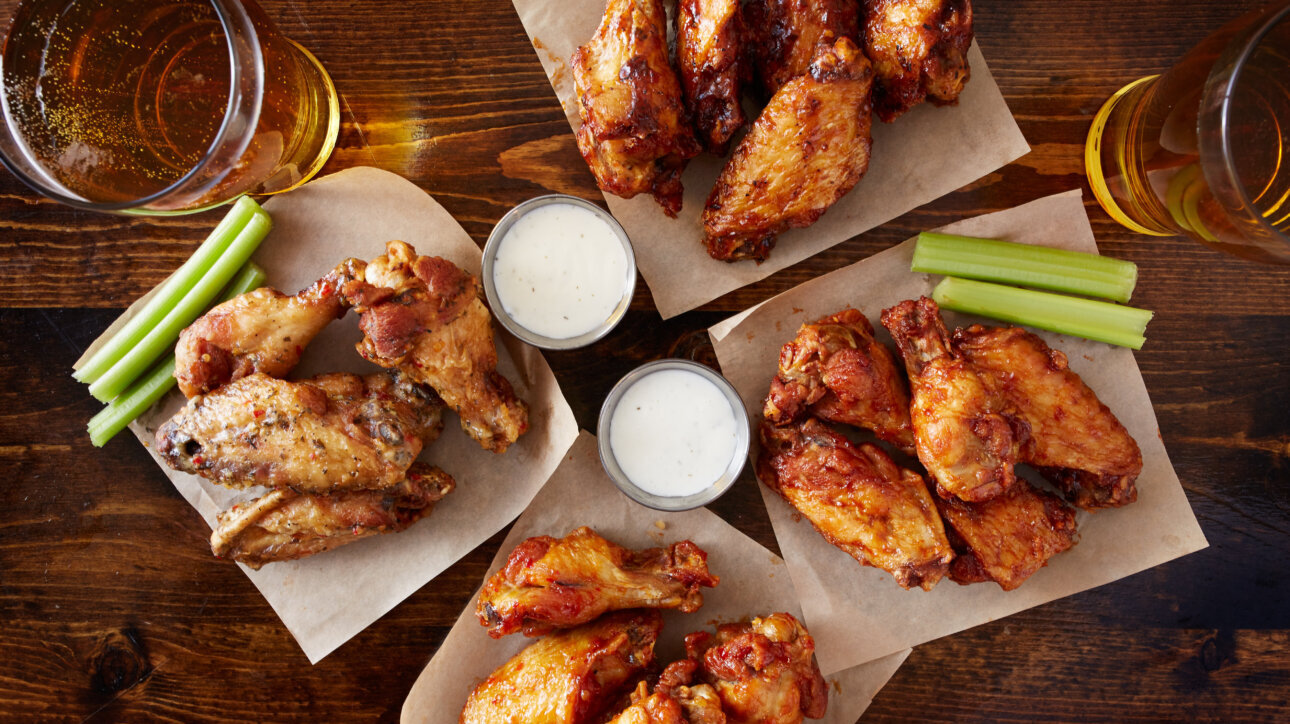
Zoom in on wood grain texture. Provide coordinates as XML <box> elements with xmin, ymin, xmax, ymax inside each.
<box><xmin>0</xmin><ymin>0</ymin><xmax>1288</xmax><ymax>722</ymax></box>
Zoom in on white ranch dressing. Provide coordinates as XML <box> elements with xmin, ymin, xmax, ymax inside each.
<box><xmin>608</xmin><ymin>369</ymin><xmax>740</xmax><ymax>498</ymax></box>
<box><xmin>491</xmin><ymin>202</ymin><xmax>628</xmax><ymax>340</ymax></box>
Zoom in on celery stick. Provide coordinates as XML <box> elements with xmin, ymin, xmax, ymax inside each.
<box><xmin>88</xmin><ymin>206</ymin><xmax>272</xmax><ymax>403</ymax></box>
<box><xmin>932</xmin><ymin>276</ymin><xmax>1153</xmax><ymax>350</ymax></box>
<box><xmin>912</xmin><ymin>232</ymin><xmax>1139</xmax><ymax>303</ymax></box>
<box><xmin>88</xmin><ymin>263</ymin><xmax>267</xmax><ymax>447</ymax></box>
<box><xmin>74</xmin><ymin>196</ymin><xmax>261</xmax><ymax>384</ymax></box>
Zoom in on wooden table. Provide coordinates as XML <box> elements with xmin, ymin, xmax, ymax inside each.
<box><xmin>2</xmin><ymin>0</ymin><xmax>1288</xmax><ymax>721</ymax></box>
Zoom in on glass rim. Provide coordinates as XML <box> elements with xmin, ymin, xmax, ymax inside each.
<box><xmin>0</xmin><ymin>0</ymin><xmax>265</xmax><ymax>213</ymax></box>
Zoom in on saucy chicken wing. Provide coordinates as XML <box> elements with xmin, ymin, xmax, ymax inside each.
<box><xmin>606</xmin><ymin>660</ymin><xmax>727</xmax><ymax>724</ymax></box>
<box><xmin>573</xmin><ymin>0</ymin><xmax>701</xmax><ymax>217</ymax></box>
<box><xmin>744</xmin><ymin>0</ymin><xmax>861</xmax><ymax>97</ymax></box>
<box><xmin>342</xmin><ymin>241</ymin><xmax>528</xmax><ymax>453</ymax></box>
<box><xmin>460</xmin><ymin>610</ymin><xmax>663</xmax><ymax>724</ymax></box>
<box><xmin>881</xmin><ymin>298</ymin><xmax>1025</xmax><ymax>502</ymax></box>
<box><xmin>209</xmin><ymin>463</ymin><xmax>455</xmax><ymax>569</ymax></box>
<box><xmin>676</xmin><ymin>0</ymin><xmax>746</xmax><ymax>155</ymax></box>
<box><xmin>477</xmin><ymin>526</ymin><xmax>719</xmax><ymax>638</ymax></box>
<box><xmin>686</xmin><ymin>613</ymin><xmax>828</xmax><ymax>724</ymax></box>
<box><xmin>954</xmin><ymin>325</ymin><xmax>1143</xmax><ymax>509</ymax></box>
<box><xmin>156</xmin><ymin>371</ymin><xmax>444</xmax><ymax>493</ymax></box>
<box><xmin>863</xmin><ymin>0</ymin><xmax>974</xmax><ymax>121</ymax></box>
<box><xmin>173</xmin><ymin>258</ymin><xmax>365</xmax><ymax>398</ymax></box>
<box><xmin>758</xmin><ymin>418</ymin><xmax>952</xmax><ymax>590</ymax></box>
<box><xmin>763</xmin><ymin>308</ymin><xmax>914</xmax><ymax>453</ymax></box>
<box><xmin>703</xmin><ymin>38</ymin><xmax>873</xmax><ymax>262</ymax></box>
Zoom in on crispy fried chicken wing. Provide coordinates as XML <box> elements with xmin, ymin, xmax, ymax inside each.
<box><xmin>758</xmin><ymin>418</ymin><xmax>952</xmax><ymax>590</ymax></box>
<box><xmin>863</xmin><ymin>0</ymin><xmax>974</xmax><ymax>121</ymax></box>
<box><xmin>209</xmin><ymin>463</ymin><xmax>455</xmax><ymax>569</ymax></box>
<box><xmin>744</xmin><ymin>0</ymin><xmax>861</xmax><ymax>97</ymax></box>
<box><xmin>343</xmin><ymin>241</ymin><xmax>528</xmax><ymax>453</ymax></box>
<box><xmin>573</xmin><ymin>0</ymin><xmax>702</xmax><ymax>217</ymax></box>
<box><xmin>607</xmin><ymin>660</ymin><xmax>727</xmax><ymax>724</ymax></box>
<box><xmin>173</xmin><ymin>258</ymin><xmax>365</xmax><ymax>398</ymax></box>
<box><xmin>686</xmin><ymin>613</ymin><xmax>827</xmax><ymax>724</ymax></box>
<box><xmin>676</xmin><ymin>0</ymin><xmax>746</xmax><ymax>155</ymax></box>
<box><xmin>460</xmin><ymin>610</ymin><xmax>662</xmax><ymax>724</ymax></box>
<box><xmin>477</xmin><ymin>526</ymin><xmax>719</xmax><ymax>638</ymax></box>
<box><xmin>703</xmin><ymin>38</ymin><xmax>873</xmax><ymax>262</ymax></box>
<box><xmin>881</xmin><ymin>298</ymin><xmax>1025</xmax><ymax>502</ymax></box>
<box><xmin>156</xmin><ymin>371</ymin><xmax>444</xmax><ymax>493</ymax></box>
<box><xmin>763</xmin><ymin>308</ymin><xmax>914</xmax><ymax>453</ymax></box>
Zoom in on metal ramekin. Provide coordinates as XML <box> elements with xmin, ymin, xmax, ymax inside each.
<box><xmin>481</xmin><ymin>194</ymin><xmax>636</xmax><ymax>350</ymax></box>
<box><xmin>596</xmin><ymin>359</ymin><xmax>751</xmax><ymax>511</ymax></box>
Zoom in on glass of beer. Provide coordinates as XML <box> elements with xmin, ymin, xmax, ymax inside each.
<box><xmin>0</xmin><ymin>0</ymin><xmax>339</xmax><ymax>214</ymax></box>
<box><xmin>1086</xmin><ymin>2</ymin><xmax>1290</xmax><ymax>264</ymax></box>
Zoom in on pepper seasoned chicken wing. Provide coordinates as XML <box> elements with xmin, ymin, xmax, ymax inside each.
<box><xmin>477</xmin><ymin>526</ymin><xmax>719</xmax><ymax>638</ymax></box>
<box><xmin>173</xmin><ymin>258</ymin><xmax>365</xmax><ymax>398</ymax></box>
<box><xmin>573</xmin><ymin>0</ymin><xmax>701</xmax><ymax>217</ymax></box>
<box><xmin>863</xmin><ymin>0</ymin><xmax>974</xmax><ymax>121</ymax></box>
<box><xmin>606</xmin><ymin>660</ymin><xmax>727</xmax><ymax>724</ymax></box>
<box><xmin>954</xmin><ymin>325</ymin><xmax>1143</xmax><ymax>509</ymax></box>
<box><xmin>686</xmin><ymin>613</ymin><xmax>828</xmax><ymax>724</ymax></box>
<box><xmin>703</xmin><ymin>38</ymin><xmax>873</xmax><ymax>262</ymax></box>
<box><xmin>156</xmin><ymin>371</ymin><xmax>444</xmax><ymax>493</ymax></box>
<box><xmin>881</xmin><ymin>298</ymin><xmax>1025</xmax><ymax>502</ymax></box>
<box><xmin>758</xmin><ymin>418</ymin><xmax>952</xmax><ymax>590</ymax></box>
<box><xmin>744</xmin><ymin>0</ymin><xmax>861</xmax><ymax>97</ymax></box>
<box><xmin>209</xmin><ymin>463</ymin><xmax>455</xmax><ymax>569</ymax></box>
<box><xmin>763</xmin><ymin>308</ymin><xmax>914</xmax><ymax>453</ymax></box>
<box><xmin>342</xmin><ymin>241</ymin><xmax>528</xmax><ymax>453</ymax></box>
<box><xmin>460</xmin><ymin>610</ymin><xmax>663</xmax><ymax>724</ymax></box>
<box><xmin>676</xmin><ymin>0</ymin><xmax>746</xmax><ymax>155</ymax></box>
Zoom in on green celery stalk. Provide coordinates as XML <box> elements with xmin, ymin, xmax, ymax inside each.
<box><xmin>88</xmin><ymin>262</ymin><xmax>267</xmax><ymax>447</ymax></box>
<box><xmin>87</xmin><ymin>205</ymin><xmax>272</xmax><ymax>403</ymax></box>
<box><xmin>912</xmin><ymin>232</ymin><xmax>1139</xmax><ymax>303</ymax></box>
<box><xmin>74</xmin><ymin>196</ymin><xmax>261</xmax><ymax>384</ymax></box>
<box><xmin>932</xmin><ymin>276</ymin><xmax>1153</xmax><ymax>350</ymax></box>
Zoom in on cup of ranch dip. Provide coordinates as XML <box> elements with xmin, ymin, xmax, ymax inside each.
<box><xmin>597</xmin><ymin>359</ymin><xmax>751</xmax><ymax>511</ymax></box>
<box><xmin>482</xmin><ymin>194</ymin><xmax>636</xmax><ymax>350</ymax></box>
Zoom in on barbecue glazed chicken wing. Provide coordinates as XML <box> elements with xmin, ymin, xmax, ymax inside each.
<box><xmin>156</xmin><ymin>371</ymin><xmax>444</xmax><ymax>494</ymax></box>
<box><xmin>173</xmin><ymin>258</ymin><xmax>364</xmax><ymax>398</ymax></box>
<box><xmin>863</xmin><ymin>0</ymin><xmax>974</xmax><ymax>121</ymax></box>
<box><xmin>573</xmin><ymin>0</ymin><xmax>702</xmax><ymax>217</ymax></box>
<box><xmin>210</xmin><ymin>463</ymin><xmax>455</xmax><ymax>569</ymax></box>
<box><xmin>744</xmin><ymin>0</ymin><xmax>861</xmax><ymax>97</ymax></box>
<box><xmin>881</xmin><ymin>298</ymin><xmax>1025</xmax><ymax>502</ymax></box>
<box><xmin>676</xmin><ymin>0</ymin><xmax>746</xmax><ymax>155</ymax></box>
<box><xmin>763</xmin><ymin>308</ymin><xmax>914</xmax><ymax>453</ymax></box>
<box><xmin>758</xmin><ymin>418</ymin><xmax>952</xmax><ymax>590</ymax></box>
<box><xmin>477</xmin><ymin>526</ymin><xmax>719</xmax><ymax>638</ymax></box>
<box><xmin>955</xmin><ymin>325</ymin><xmax>1143</xmax><ymax>509</ymax></box>
<box><xmin>460</xmin><ymin>610</ymin><xmax>663</xmax><ymax>724</ymax></box>
<box><xmin>703</xmin><ymin>38</ymin><xmax>874</xmax><ymax>262</ymax></box>
<box><xmin>686</xmin><ymin>613</ymin><xmax>828</xmax><ymax>724</ymax></box>
<box><xmin>342</xmin><ymin>241</ymin><xmax>528</xmax><ymax>453</ymax></box>
<box><xmin>606</xmin><ymin>660</ymin><xmax>727</xmax><ymax>724</ymax></box>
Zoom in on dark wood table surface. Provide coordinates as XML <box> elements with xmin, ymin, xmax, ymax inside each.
<box><xmin>3</xmin><ymin>0</ymin><xmax>1289</xmax><ymax>721</ymax></box>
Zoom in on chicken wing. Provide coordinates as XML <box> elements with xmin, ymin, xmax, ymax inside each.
<box><xmin>954</xmin><ymin>325</ymin><xmax>1143</xmax><ymax>509</ymax></box>
<box><xmin>863</xmin><ymin>0</ymin><xmax>974</xmax><ymax>121</ymax></box>
<box><xmin>763</xmin><ymin>308</ymin><xmax>914</xmax><ymax>453</ymax></box>
<box><xmin>342</xmin><ymin>241</ymin><xmax>528</xmax><ymax>453</ymax></box>
<box><xmin>460</xmin><ymin>610</ymin><xmax>663</xmax><ymax>724</ymax></box>
<box><xmin>703</xmin><ymin>38</ymin><xmax>873</xmax><ymax>262</ymax></box>
<box><xmin>758</xmin><ymin>418</ymin><xmax>952</xmax><ymax>590</ymax></box>
<box><xmin>937</xmin><ymin>479</ymin><xmax>1078</xmax><ymax>590</ymax></box>
<box><xmin>744</xmin><ymin>0</ymin><xmax>861</xmax><ymax>97</ymax></box>
<box><xmin>881</xmin><ymin>298</ymin><xmax>1025</xmax><ymax>502</ymax></box>
<box><xmin>573</xmin><ymin>0</ymin><xmax>702</xmax><ymax>217</ymax></box>
<box><xmin>477</xmin><ymin>526</ymin><xmax>719</xmax><ymax>638</ymax></box>
<box><xmin>155</xmin><ymin>371</ymin><xmax>444</xmax><ymax>493</ymax></box>
<box><xmin>209</xmin><ymin>463</ymin><xmax>455</xmax><ymax>569</ymax></box>
<box><xmin>676</xmin><ymin>0</ymin><xmax>746</xmax><ymax>155</ymax></box>
<box><xmin>173</xmin><ymin>258</ymin><xmax>365</xmax><ymax>398</ymax></box>
<box><xmin>685</xmin><ymin>613</ymin><xmax>828</xmax><ymax>724</ymax></box>
<box><xmin>606</xmin><ymin>660</ymin><xmax>727</xmax><ymax>724</ymax></box>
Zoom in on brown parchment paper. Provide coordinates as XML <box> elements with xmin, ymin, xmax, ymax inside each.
<box><xmin>76</xmin><ymin>167</ymin><xmax>579</xmax><ymax>664</ymax></box>
<box><xmin>508</xmin><ymin>0</ymin><xmax>1030</xmax><ymax>319</ymax></box>
<box><xmin>402</xmin><ymin>431</ymin><xmax>909</xmax><ymax>724</ymax></box>
<box><xmin>707</xmin><ymin>189</ymin><xmax>1208</xmax><ymax>676</ymax></box>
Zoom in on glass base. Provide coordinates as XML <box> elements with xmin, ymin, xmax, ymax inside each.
<box><xmin>1085</xmin><ymin>75</ymin><xmax>1173</xmax><ymax>237</ymax></box>
<box><xmin>258</xmin><ymin>38</ymin><xmax>341</xmax><ymax>196</ymax></box>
